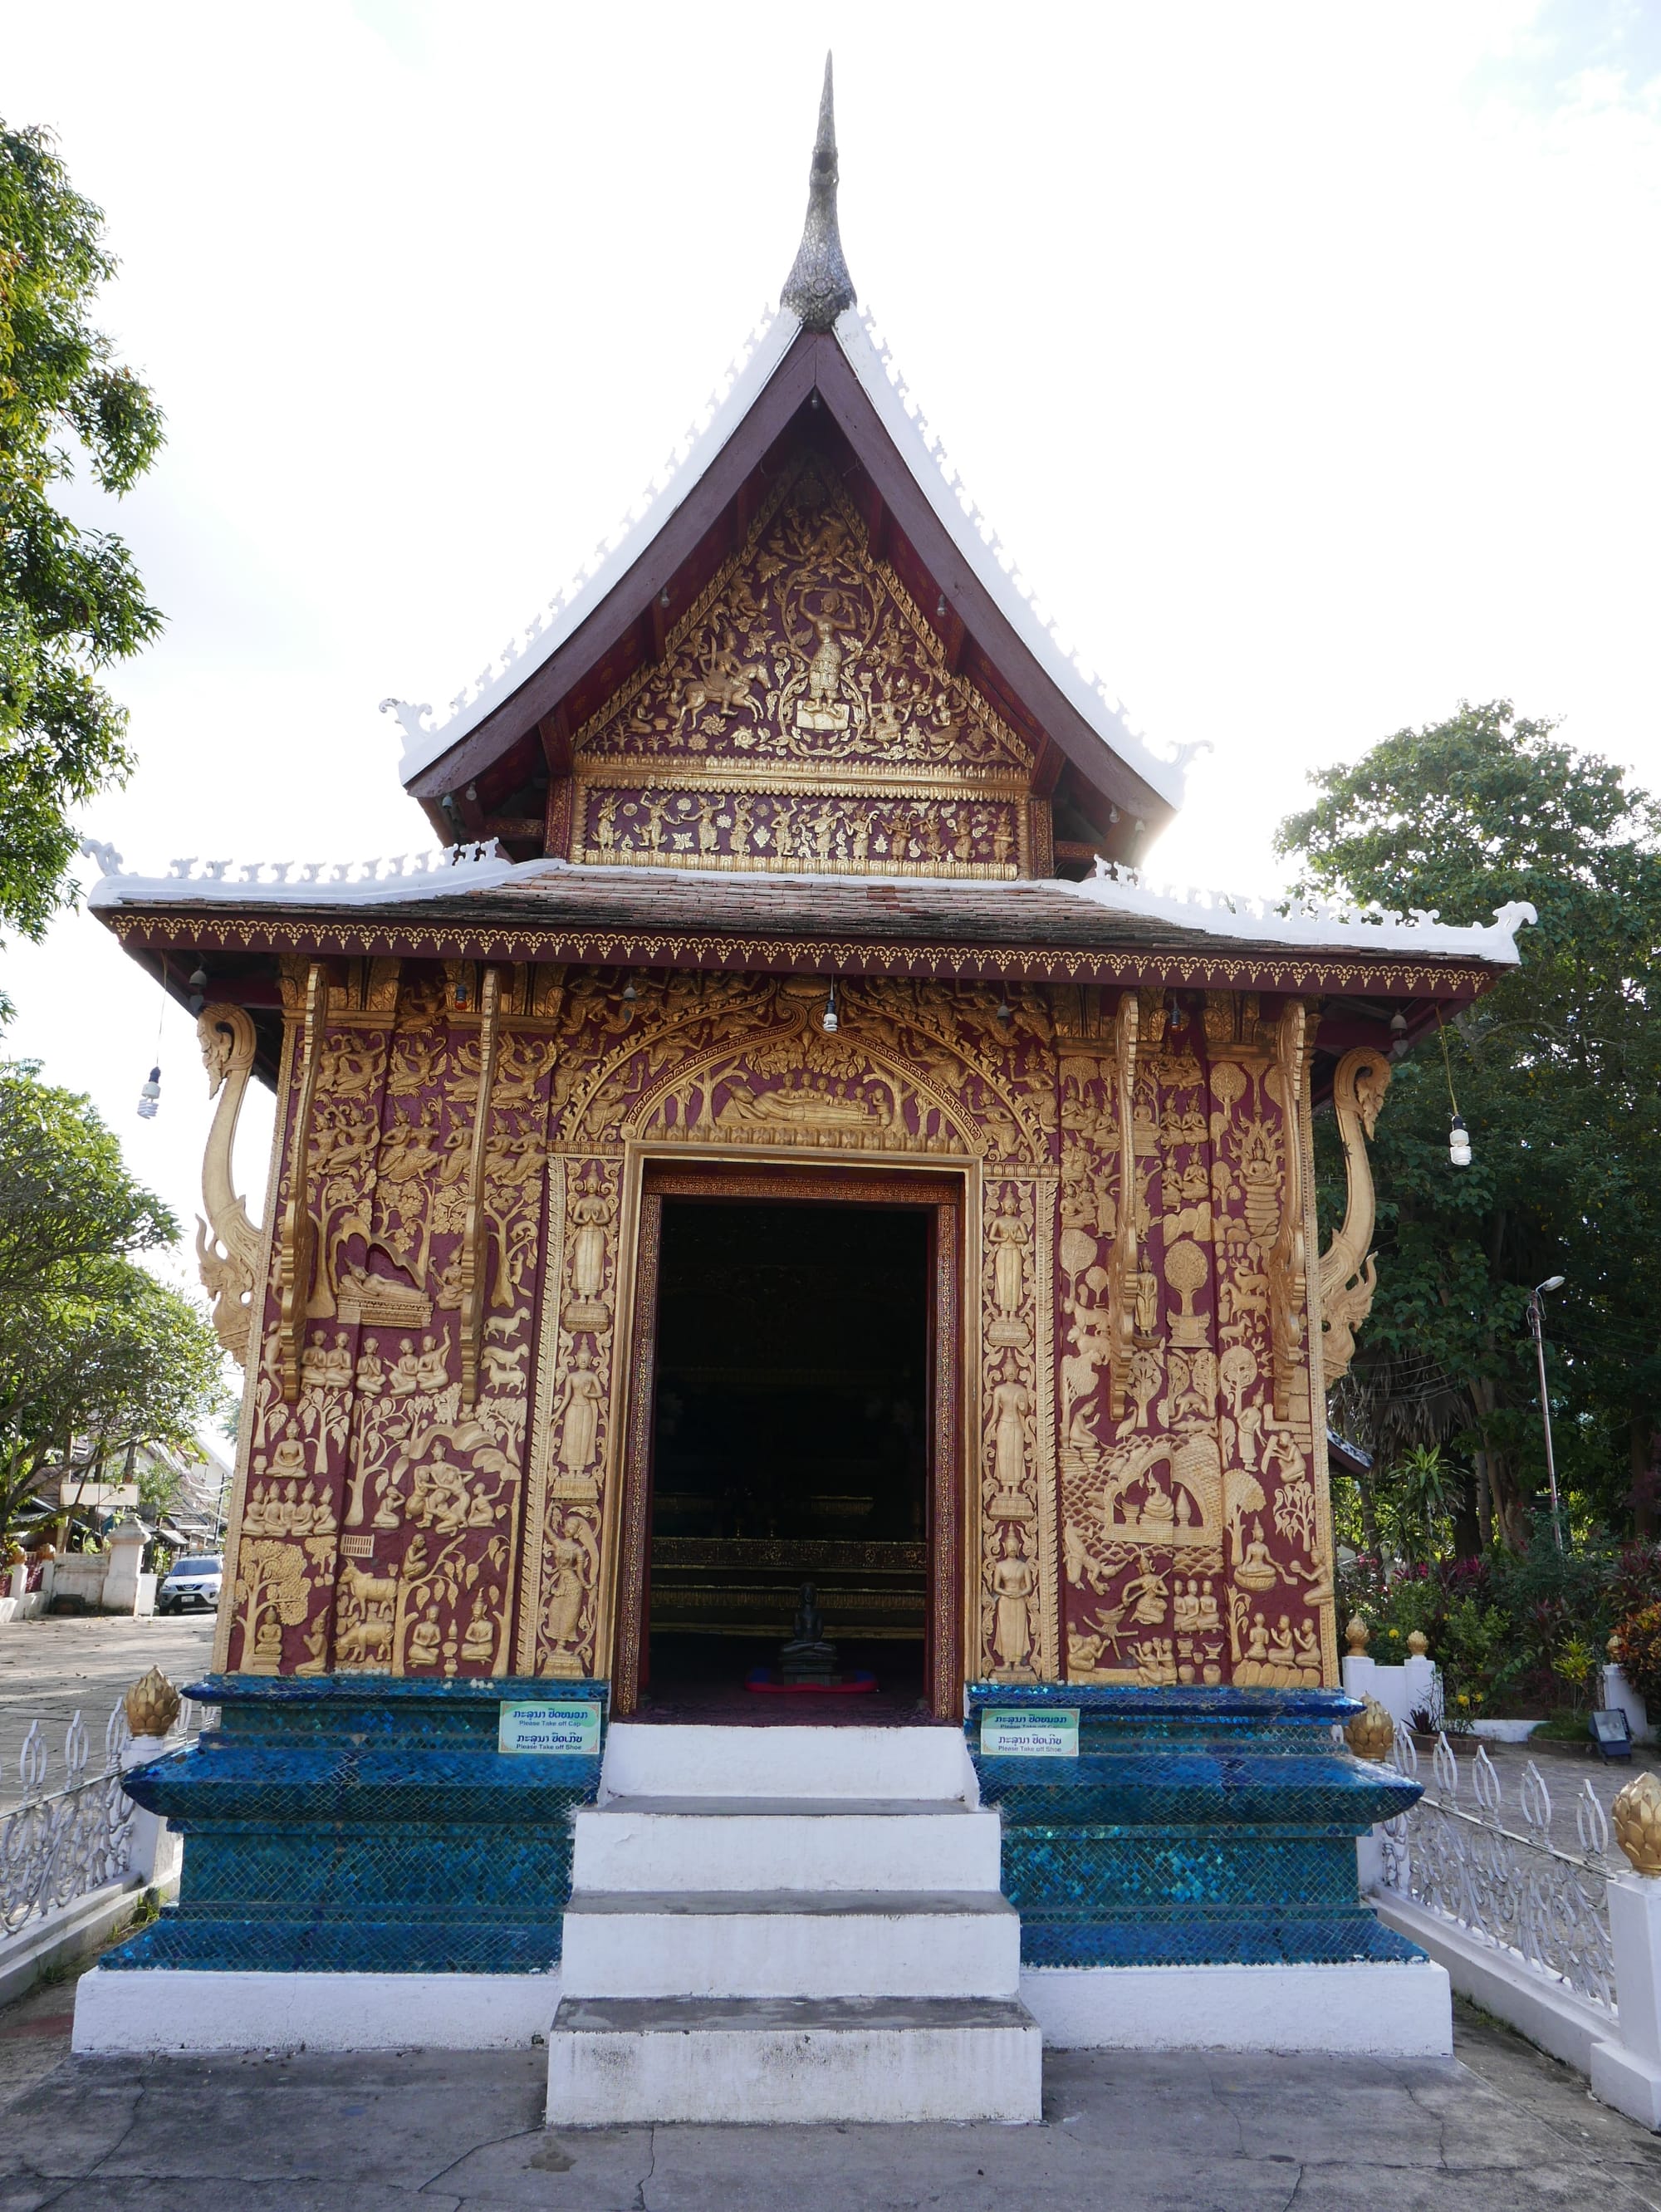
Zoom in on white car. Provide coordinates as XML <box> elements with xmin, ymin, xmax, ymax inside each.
<box><xmin>158</xmin><ymin>1555</ymin><xmax>223</xmax><ymax>1615</ymax></box>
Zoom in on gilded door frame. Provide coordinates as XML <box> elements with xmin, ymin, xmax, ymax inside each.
<box><xmin>601</xmin><ymin>1141</ymin><xmax>981</xmax><ymax>1719</ymax></box>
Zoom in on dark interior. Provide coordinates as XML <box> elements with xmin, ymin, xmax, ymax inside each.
<box><xmin>642</xmin><ymin>1198</ymin><xmax>930</xmax><ymax>1717</ymax></box>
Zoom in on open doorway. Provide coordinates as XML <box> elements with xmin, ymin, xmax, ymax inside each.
<box><xmin>632</xmin><ymin>1193</ymin><xmax>939</xmax><ymax>1720</ymax></box>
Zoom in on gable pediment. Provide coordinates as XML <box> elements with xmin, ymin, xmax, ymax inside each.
<box><xmin>566</xmin><ymin>454</ymin><xmax>1038</xmax><ymax>878</ymax></box>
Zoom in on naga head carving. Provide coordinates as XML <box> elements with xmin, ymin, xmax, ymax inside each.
<box><xmin>1352</xmin><ymin>1050</ymin><xmax>1392</xmax><ymax>1139</ymax></box>
<box><xmin>197</xmin><ymin>1003</ymin><xmax>257</xmax><ymax>1095</ymax></box>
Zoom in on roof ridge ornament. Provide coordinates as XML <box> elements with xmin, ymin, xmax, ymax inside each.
<box><xmin>781</xmin><ymin>53</ymin><xmax>855</xmax><ymax>331</ymax></box>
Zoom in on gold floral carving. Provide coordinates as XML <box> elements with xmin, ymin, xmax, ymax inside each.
<box><xmin>1266</xmin><ymin>1000</ymin><xmax>1311</xmax><ymax>1420</ymax></box>
<box><xmin>277</xmin><ymin>963</ymin><xmax>326</xmax><ymax>1404</ymax></box>
<box><xmin>1318</xmin><ymin>1046</ymin><xmax>1393</xmax><ymax>1388</ymax></box>
<box><xmin>1105</xmin><ymin>993</ymin><xmax>1140</xmax><ymax>1420</ymax></box>
<box><xmin>194</xmin><ymin>1003</ymin><xmax>263</xmax><ymax>1363</ymax></box>
<box><xmin>458</xmin><ymin>965</ymin><xmax>502</xmax><ymax>1405</ymax></box>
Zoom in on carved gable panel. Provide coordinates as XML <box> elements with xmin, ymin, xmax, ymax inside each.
<box><xmin>570</xmin><ymin>457</ymin><xmax>1036</xmax><ymax>878</ymax></box>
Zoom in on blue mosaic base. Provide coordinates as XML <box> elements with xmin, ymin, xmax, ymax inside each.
<box><xmin>966</xmin><ymin>1684</ymin><xmax>1425</xmax><ymax>1969</ymax></box>
<box><xmin>103</xmin><ymin>1675</ymin><xmax>607</xmax><ymax>1975</ymax></box>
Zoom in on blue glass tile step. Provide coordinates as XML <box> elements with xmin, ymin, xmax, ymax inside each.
<box><xmin>178</xmin><ymin>1835</ymin><xmax>571</xmax><ymax>1911</ymax></box>
<box><xmin>965</xmin><ymin>1684</ymin><xmax>1361</xmax><ymax>1722</ymax></box>
<box><xmin>168</xmin><ymin>1897</ymin><xmax>566</xmax><ymax>1927</ymax></box>
<box><xmin>973</xmin><ymin>1758</ymin><xmax>1416</xmax><ymax>1831</ymax></box>
<box><xmin>1000</xmin><ymin>1839</ymin><xmax>1363</xmax><ymax>1915</ymax></box>
<box><xmin>1017</xmin><ymin>1914</ymin><xmax>1427</xmax><ymax>1969</ymax></box>
<box><xmin>102</xmin><ymin>1911</ymin><xmax>565</xmax><ymax>1974</ymax></box>
<box><xmin>124</xmin><ymin>1745</ymin><xmax>601</xmax><ymax>1827</ymax></box>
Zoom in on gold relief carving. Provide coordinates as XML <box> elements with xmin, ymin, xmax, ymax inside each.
<box><xmin>1105</xmin><ymin>993</ymin><xmax>1139</xmax><ymax>1420</ymax></box>
<box><xmin>575</xmin><ymin>456</ymin><xmax>1033</xmax><ymax>784</ymax></box>
<box><xmin>1318</xmin><ymin>1047</ymin><xmax>1393</xmax><ymax>1388</ymax></box>
<box><xmin>1266</xmin><ymin>1000</ymin><xmax>1312</xmax><ymax>1420</ymax></box>
<box><xmin>566</xmin><ymin>974</ymin><xmax>1051</xmax><ymax>1170</ymax></box>
<box><xmin>520</xmin><ymin>1155</ymin><xmax>620</xmax><ymax>1679</ymax></box>
<box><xmin>276</xmin><ymin>963</ymin><xmax>326</xmax><ymax>1403</ymax></box>
<box><xmin>458</xmin><ymin>965</ymin><xmax>502</xmax><ymax>1405</ymax></box>
<box><xmin>194</xmin><ymin>1004</ymin><xmax>262</xmax><ymax>1364</ymax></box>
<box><xmin>576</xmin><ymin>783</ymin><xmax>1022</xmax><ymax>880</ymax></box>
<box><xmin>978</xmin><ymin>1177</ymin><xmax>1058</xmax><ymax>1683</ymax></box>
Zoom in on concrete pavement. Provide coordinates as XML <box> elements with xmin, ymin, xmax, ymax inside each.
<box><xmin>0</xmin><ymin>1978</ymin><xmax>1655</xmax><ymax>2210</ymax></box>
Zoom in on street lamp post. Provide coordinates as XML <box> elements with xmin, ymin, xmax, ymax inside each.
<box><xmin>1527</xmin><ymin>1276</ymin><xmax>1566</xmax><ymax>1552</ymax></box>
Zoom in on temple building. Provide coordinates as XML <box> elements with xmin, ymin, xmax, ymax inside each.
<box><xmin>71</xmin><ymin>63</ymin><xmax>1529</xmax><ymax>2120</ymax></box>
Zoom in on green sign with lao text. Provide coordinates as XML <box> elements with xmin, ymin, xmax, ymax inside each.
<box><xmin>497</xmin><ymin>1701</ymin><xmax>602</xmax><ymax>1756</ymax></box>
<box><xmin>979</xmin><ymin>1708</ymin><xmax>1080</xmax><ymax>1758</ymax></box>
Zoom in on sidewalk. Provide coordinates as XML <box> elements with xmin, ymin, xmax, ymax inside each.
<box><xmin>0</xmin><ymin>1979</ymin><xmax>1657</xmax><ymax>2210</ymax></box>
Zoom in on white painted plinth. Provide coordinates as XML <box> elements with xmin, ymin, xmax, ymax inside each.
<box><xmin>71</xmin><ymin>1965</ymin><xmax>561</xmax><ymax>2054</ymax></box>
<box><xmin>546</xmin><ymin>1995</ymin><xmax>1042</xmax><ymax>2124</ymax></box>
<box><xmin>1018</xmin><ymin>1959</ymin><xmax>1453</xmax><ymax>2056</ymax></box>
<box><xmin>1374</xmin><ymin>1894</ymin><xmax>1608</xmax><ymax>2072</ymax></box>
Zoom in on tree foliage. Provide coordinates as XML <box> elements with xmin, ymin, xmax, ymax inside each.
<box><xmin>0</xmin><ymin>1062</ymin><xmax>223</xmax><ymax>1539</ymax></box>
<box><xmin>1279</xmin><ymin>700</ymin><xmax>1661</xmax><ymax>1548</ymax></box>
<box><xmin>1</xmin><ymin>120</ymin><xmax>164</xmax><ymax>945</ymax></box>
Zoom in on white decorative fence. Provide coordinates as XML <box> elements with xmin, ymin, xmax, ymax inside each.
<box><xmin>0</xmin><ymin>1695</ymin><xmax>202</xmax><ymax>1981</ymax></box>
<box><xmin>1365</xmin><ymin>1722</ymin><xmax>1661</xmax><ymax>2127</ymax></box>
<box><xmin>1379</xmin><ymin>1725</ymin><xmax>1616</xmax><ymax>2014</ymax></box>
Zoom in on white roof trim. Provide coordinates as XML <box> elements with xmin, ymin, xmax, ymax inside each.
<box><xmin>1077</xmin><ymin>861</ymin><xmax>1536</xmax><ymax>965</ymax></box>
<box><xmin>835</xmin><ymin>309</ymin><xmax>1189</xmax><ymax>812</ymax></box>
<box><xmin>387</xmin><ymin>311</ymin><xmax>796</xmax><ymax>786</ymax></box>
<box><xmin>82</xmin><ymin>840</ymin><xmax>521</xmax><ymax>911</ymax></box>
<box><xmin>386</xmin><ymin>298</ymin><xmax>1195</xmax><ymax>812</ymax></box>
<box><xmin>85</xmin><ymin>841</ymin><xmax>1534</xmax><ymax>965</ymax></box>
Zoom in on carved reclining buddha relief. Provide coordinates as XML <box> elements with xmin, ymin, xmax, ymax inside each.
<box><xmin>212</xmin><ymin>959</ymin><xmax>1377</xmax><ymax>1699</ymax></box>
<box><xmin>567</xmin><ymin>455</ymin><xmax>1040</xmax><ymax>878</ymax></box>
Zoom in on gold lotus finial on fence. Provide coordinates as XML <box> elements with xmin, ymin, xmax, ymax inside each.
<box><xmin>125</xmin><ymin>1667</ymin><xmax>181</xmax><ymax>1742</ymax></box>
<box><xmin>1613</xmin><ymin>1771</ymin><xmax>1661</xmax><ymax>1877</ymax></box>
<box><xmin>1406</xmin><ymin>1629</ymin><xmax>1430</xmax><ymax>1658</ymax></box>
<box><xmin>1345</xmin><ymin>1696</ymin><xmax>1395</xmax><ymax>1764</ymax></box>
<box><xmin>1345</xmin><ymin>1615</ymin><xmax>1370</xmax><ymax>1655</ymax></box>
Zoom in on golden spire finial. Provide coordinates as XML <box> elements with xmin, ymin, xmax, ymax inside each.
<box><xmin>781</xmin><ymin>53</ymin><xmax>855</xmax><ymax>331</ymax></box>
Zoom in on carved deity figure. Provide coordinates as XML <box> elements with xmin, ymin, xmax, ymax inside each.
<box><xmin>991</xmin><ymin>1376</ymin><xmax>1030</xmax><ymax>1498</ymax></box>
<box><xmin>557</xmin><ymin>1352</ymin><xmax>604</xmax><ymax>1480</ymax></box>
<box><xmin>990</xmin><ymin>1192</ymin><xmax>1028</xmax><ymax>1317</ymax></box>
<box><xmin>543</xmin><ymin>1529</ymin><xmax>589</xmax><ymax>1666</ymax></box>
<box><xmin>990</xmin><ymin>1526</ymin><xmax>1038</xmax><ymax>1675</ymax></box>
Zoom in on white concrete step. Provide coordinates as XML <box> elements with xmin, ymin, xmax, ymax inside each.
<box><xmin>545</xmin><ymin>1994</ymin><xmax>1043</xmax><ymax>2125</ymax></box>
<box><xmin>571</xmin><ymin>1796</ymin><xmax>1002</xmax><ymax>1894</ymax></box>
<box><xmin>559</xmin><ymin>1888</ymin><xmax>1021</xmax><ymax>2000</ymax></box>
<box><xmin>599</xmin><ymin>1723</ymin><xmax>977</xmax><ymax>1803</ymax></box>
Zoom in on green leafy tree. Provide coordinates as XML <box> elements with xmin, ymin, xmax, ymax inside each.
<box><xmin>1</xmin><ymin>120</ymin><xmax>164</xmax><ymax>947</ymax></box>
<box><xmin>1279</xmin><ymin>701</ymin><xmax>1661</xmax><ymax>1548</ymax></box>
<box><xmin>0</xmin><ymin>1062</ymin><xmax>223</xmax><ymax>1541</ymax></box>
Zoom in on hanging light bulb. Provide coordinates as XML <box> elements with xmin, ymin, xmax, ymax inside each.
<box><xmin>136</xmin><ymin>1066</ymin><xmax>161</xmax><ymax>1121</ymax></box>
<box><xmin>1448</xmin><ymin>1114</ymin><xmax>1472</xmax><ymax>1168</ymax></box>
<box><xmin>821</xmin><ymin>982</ymin><xmax>839</xmax><ymax>1034</ymax></box>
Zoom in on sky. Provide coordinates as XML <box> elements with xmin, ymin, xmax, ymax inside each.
<box><xmin>2</xmin><ymin>0</ymin><xmax>1659</xmax><ymax>1292</ymax></box>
